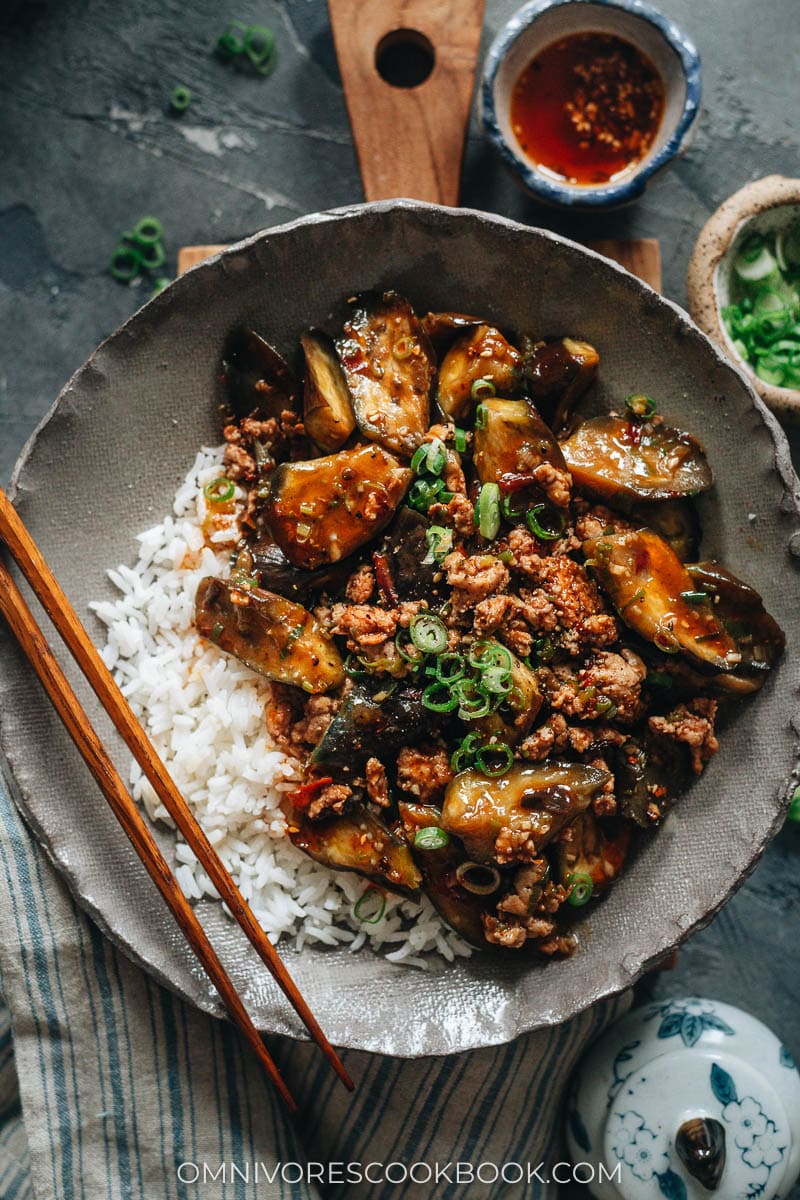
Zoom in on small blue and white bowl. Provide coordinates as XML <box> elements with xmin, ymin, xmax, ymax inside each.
<box><xmin>480</xmin><ymin>0</ymin><xmax>702</xmax><ymax>208</ymax></box>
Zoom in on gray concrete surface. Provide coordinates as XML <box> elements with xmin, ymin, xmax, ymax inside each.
<box><xmin>1</xmin><ymin>0</ymin><xmax>799</xmax><ymax>1147</ymax></box>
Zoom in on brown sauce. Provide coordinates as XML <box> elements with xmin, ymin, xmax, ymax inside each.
<box><xmin>510</xmin><ymin>31</ymin><xmax>665</xmax><ymax>186</ymax></box>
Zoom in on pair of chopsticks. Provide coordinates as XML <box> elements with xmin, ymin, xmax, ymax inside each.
<box><xmin>0</xmin><ymin>488</ymin><xmax>353</xmax><ymax>1111</ymax></box>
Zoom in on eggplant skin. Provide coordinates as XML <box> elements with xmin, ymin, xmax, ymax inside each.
<box><xmin>289</xmin><ymin>806</ymin><xmax>422</xmax><ymax>894</ymax></box>
<box><xmin>247</xmin><ymin>538</ymin><xmax>350</xmax><ymax>601</ymax></box>
<box><xmin>441</xmin><ymin>761</ymin><xmax>610</xmax><ymax>864</ymax></box>
<box><xmin>301</xmin><ymin>329</ymin><xmax>357</xmax><ymax>452</ymax></box>
<box><xmin>472</xmin><ymin>398</ymin><xmax>569</xmax><ymax>498</ymax></box>
<box><xmin>562</xmin><ymin>414</ymin><xmax>713</xmax><ymax>503</ymax></box>
<box><xmin>222</xmin><ymin>327</ymin><xmax>299</xmax><ymax>419</ymax></box>
<box><xmin>634</xmin><ymin>498</ymin><xmax>699</xmax><ymax>562</ymax></box>
<box><xmin>436</xmin><ymin>325</ymin><xmax>522</xmax><ymax>422</ymax></box>
<box><xmin>584</xmin><ymin>529</ymin><xmax>740</xmax><ymax>673</ymax></box>
<box><xmin>264</xmin><ymin>443</ymin><xmax>412</xmax><ymax>569</ymax></box>
<box><xmin>522</xmin><ymin>337</ymin><xmax>599</xmax><ymax>431</ymax></box>
<box><xmin>195</xmin><ymin>576</ymin><xmax>344</xmax><ymax>693</ymax></box>
<box><xmin>337</xmin><ymin>291</ymin><xmax>434</xmax><ymax>456</ymax></box>
<box><xmin>311</xmin><ymin>683</ymin><xmax>428</xmax><ymax>769</ymax></box>
<box><xmin>379</xmin><ymin>507</ymin><xmax>443</xmax><ymax>603</ymax></box>
<box><xmin>687</xmin><ymin>561</ymin><xmax>785</xmax><ymax>681</ymax></box>
<box><xmin>613</xmin><ymin>735</ymin><xmax>690</xmax><ymax>827</ymax></box>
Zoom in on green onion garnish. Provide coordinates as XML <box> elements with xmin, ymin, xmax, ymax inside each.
<box><xmin>501</xmin><ymin>490</ymin><xmax>526</xmax><ymax>522</ymax></box>
<box><xmin>414</xmin><ymin>827</ymin><xmax>450</xmax><ymax>850</ymax></box>
<box><xmin>526</xmin><ymin>503</ymin><xmax>566</xmax><ymax>542</ymax></box>
<box><xmin>468</xmin><ymin>640</ymin><xmax>512</xmax><ymax>673</ymax></box>
<box><xmin>422</xmin><ymin>682</ymin><xmax>458</xmax><ymax>713</ymax></box>
<box><xmin>454</xmin><ymin>427</ymin><xmax>467</xmax><ymax>454</ymax></box>
<box><xmin>454</xmin><ymin>678</ymin><xmax>491</xmax><ymax>720</ymax></box>
<box><xmin>210</xmin><ymin>622</ymin><xmax>224</xmax><ymax>642</ymax></box>
<box><xmin>169</xmin><ymin>85</ymin><xmax>192</xmax><ymax>113</ymax></box>
<box><xmin>422</xmin><ymin>525</ymin><xmax>453</xmax><ymax>565</ymax></box>
<box><xmin>410</xmin><ymin>445</ymin><xmax>428</xmax><ymax>473</ymax></box>
<box><xmin>425</xmin><ymin>438</ymin><xmax>447</xmax><ymax>476</ymax></box>
<box><xmin>394</xmin><ymin>628</ymin><xmax>425</xmax><ymax>665</ymax></box>
<box><xmin>680</xmin><ymin>590</ymin><xmax>708</xmax><ymax>605</ymax></box>
<box><xmin>134</xmin><ymin>216</ymin><xmax>163</xmax><ymax>246</ymax></box>
<box><xmin>470</xmin><ymin>378</ymin><xmax>496</xmax><ymax>402</ymax></box>
<box><xmin>475</xmin><ymin>742</ymin><xmax>513</xmax><ymax>778</ymax></box>
<box><xmin>789</xmin><ymin>785</ymin><xmax>800</xmax><ymax>823</ymax></box>
<box><xmin>567</xmin><ymin>873</ymin><xmax>594</xmax><ymax>907</ymax></box>
<box><xmin>204</xmin><ymin>477</ymin><xmax>235</xmax><ymax>504</ymax></box>
<box><xmin>409</xmin><ymin>613</ymin><xmax>448</xmax><ymax>655</ymax></box>
<box><xmin>354</xmin><ymin>886</ymin><xmax>386</xmax><ymax>924</ymax></box>
<box><xmin>150</xmin><ymin>277</ymin><xmax>171</xmax><ymax>298</ymax></box>
<box><xmin>244</xmin><ymin>24</ymin><xmax>276</xmax><ymax>73</ymax></box>
<box><xmin>393</xmin><ymin>335</ymin><xmax>417</xmax><ymax>361</ymax></box>
<box><xmin>450</xmin><ymin>731</ymin><xmax>483</xmax><ymax>772</ymax></box>
<box><xmin>343</xmin><ymin>653</ymin><xmax>369</xmax><ymax>678</ymax></box>
<box><xmin>625</xmin><ymin>393</ymin><xmax>657</xmax><ymax>418</ymax></box>
<box><xmin>110</xmin><ymin>245</ymin><xmax>141</xmax><ymax>282</ymax></box>
<box><xmin>434</xmin><ymin>652</ymin><xmax>465</xmax><ymax>684</ymax></box>
<box><xmin>480</xmin><ymin>666</ymin><xmax>512</xmax><ymax>695</ymax></box>
<box><xmin>476</xmin><ymin>482</ymin><xmax>501</xmax><ymax>540</ymax></box>
<box><xmin>474</xmin><ymin>402</ymin><xmax>488</xmax><ymax>429</ymax></box>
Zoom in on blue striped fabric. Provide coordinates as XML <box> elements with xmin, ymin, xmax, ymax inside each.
<box><xmin>0</xmin><ymin>768</ymin><xmax>629</xmax><ymax>1199</ymax></box>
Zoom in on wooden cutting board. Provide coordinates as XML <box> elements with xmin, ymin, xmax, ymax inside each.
<box><xmin>177</xmin><ymin>238</ymin><xmax>661</xmax><ymax>290</ymax></box>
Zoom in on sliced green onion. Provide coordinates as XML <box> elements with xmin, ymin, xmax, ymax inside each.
<box><xmin>393</xmin><ymin>335</ymin><xmax>418</xmax><ymax>361</ymax></box>
<box><xmin>395</xmin><ymin>628</ymin><xmax>425</xmax><ymax>665</ymax></box>
<box><xmin>169</xmin><ymin>85</ymin><xmax>192</xmax><ymax>113</ymax></box>
<box><xmin>244</xmin><ymin>24</ymin><xmax>276</xmax><ymax>73</ymax></box>
<box><xmin>343</xmin><ymin>653</ymin><xmax>368</xmax><ymax>678</ymax></box>
<box><xmin>409</xmin><ymin>612</ymin><xmax>448</xmax><ymax>655</ymax></box>
<box><xmin>526</xmin><ymin>503</ymin><xmax>566</xmax><ymax>541</ymax></box>
<box><xmin>475</xmin><ymin>742</ymin><xmax>513</xmax><ymax>778</ymax></box>
<box><xmin>470</xmin><ymin>378</ymin><xmax>496</xmax><ymax>402</ymax></box>
<box><xmin>567</xmin><ymin>872</ymin><xmax>594</xmax><ymax>907</ymax></box>
<box><xmin>414</xmin><ymin>827</ymin><xmax>450</xmax><ymax>850</ymax></box>
<box><xmin>454</xmin><ymin>679</ymin><xmax>491</xmax><ymax>720</ymax></box>
<box><xmin>455</xmin><ymin>861</ymin><xmax>501</xmax><ymax>895</ymax></box>
<box><xmin>426</xmin><ymin>438</ymin><xmax>447</xmax><ymax>476</ymax></box>
<box><xmin>450</xmin><ymin>730</ymin><xmax>483</xmax><ymax>772</ymax></box>
<box><xmin>422</xmin><ymin>682</ymin><xmax>458</xmax><ymax>712</ymax></box>
<box><xmin>410</xmin><ymin>445</ymin><xmax>428</xmax><ymax>474</ymax></box>
<box><xmin>776</xmin><ymin>226</ymin><xmax>800</xmax><ymax>273</ymax></box>
<box><xmin>204</xmin><ymin>477</ymin><xmax>235</xmax><ymax>504</ymax></box>
<box><xmin>407</xmin><ymin>477</ymin><xmax>442</xmax><ymax>512</ymax></box>
<box><xmin>434</xmin><ymin>652</ymin><xmax>465</xmax><ymax>684</ymax></box>
<box><xmin>468</xmin><ymin>640</ymin><xmax>512</xmax><ymax>672</ymax></box>
<box><xmin>139</xmin><ymin>240</ymin><xmax>166</xmax><ymax>271</ymax></box>
<box><xmin>422</xmin><ymin>525</ymin><xmax>453</xmax><ymax>566</ymax></box>
<box><xmin>789</xmin><ymin>785</ymin><xmax>800</xmax><ymax>822</ymax></box>
<box><xmin>150</xmin><ymin>276</ymin><xmax>171</xmax><ymax>298</ymax></box>
<box><xmin>354</xmin><ymin>886</ymin><xmax>386</xmax><ymax>924</ymax></box>
<box><xmin>454</xmin><ymin>427</ymin><xmax>467</xmax><ymax>454</ymax></box>
<box><xmin>501</xmin><ymin>490</ymin><xmax>527</xmax><ymax>522</ymax></box>
<box><xmin>133</xmin><ymin>216</ymin><xmax>163</xmax><ymax>246</ymax></box>
<box><xmin>110</xmin><ymin>246</ymin><xmax>142</xmax><ymax>282</ymax></box>
<box><xmin>210</xmin><ymin>621</ymin><xmax>224</xmax><ymax>642</ymax></box>
<box><xmin>625</xmin><ymin>393</ymin><xmax>657</xmax><ymax>418</ymax></box>
<box><xmin>735</xmin><ymin>239</ymin><xmax>777</xmax><ymax>282</ymax></box>
<box><xmin>476</xmin><ymin>482</ymin><xmax>501</xmax><ymax>540</ymax></box>
<box><xmin>755</xmin><ymin>358</ymin><xmax>787</xmax><ymax>386</ymax></box>
<box><xmin>480</xmin><ymin>665</ymin><xmax>512</xmax><ymax>695</ymax></box>
<box><xmin>215</xmin><ymin>30</ymin><xmax>241</xmax><ymax>59</ymax></box>
<box><xmin>474</xmin><ymin>402</ymin><xmax>488</xmax><ymax>429</ymax></box>
<box><xmin>680</xmin><ymin>590</ymin><xmax>708</xmax><ymax>605</ymax></box>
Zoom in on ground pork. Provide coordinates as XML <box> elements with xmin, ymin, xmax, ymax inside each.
<box><xmin>290</xmin><ymin>693</ymin><xmax>340</xmax><ymax>747</ymax></box>
<box><xmin>539</xmin><ymin>659</ymin><xmax>637</xmax><ymax>724</ymax></box>
<box><xmin>330</xmin><ymin>603</ymin><xmax>399</xmax><ymax>648</ymax></box>
<box><xmin>444</xmin><ymin>551</ymin><xmax>509</xmax><ymax>619</ymax></box>
<box><xmin>365</xmin><ymin>757</ymin><xmax>390</xmax><ymax>808</ymax></box>
<box><xmin>649</xmin><ymin>697</ymin><xmax>719</xmax><ymax>773</ymax></box>
<box><xmin>396</xmin><ymin>745</ymin><xmax>453</xmax><ymax>803</ymax></box>
<box><xmin>520</xmin><ymin>714</ymin><xmax>569</xmax><ymax>761</ymax></box>
<box><xmin>496</xmin><ymin>860</ymin><xmax>550</xmax><ymax>916</ymax></box>
<box><xmin>578</xmin><ymin>648</ymin><xmax>647</xmax><ymax>722</ymax></box>
<box><xmin>345</xmin><ymin>562</ymin><xmax>375</xmax><ymax>604</ymax></box>
<box><xmin>530</xmin><ymin>461</ymin><xmax>572</xmax><ymax>508</ymax></box>
<box><xmin>506</xmin><ymin>534</ymin><xmax>617</xmax><ymax>653</ymax></box>
<box><xmin>494</xmin><ymin>826</ymin><xmax>541</xmax><ymax>865</ymax></box>
<box><xmin>222</xmin><ymin>441</ymin><xmax>256</xmax><ymax>481</ymax></box>
<box><xmin>473</xmin><ymin>594</ymin><xmax>513</xmax><ymax>637</ymax></box>
<box><xmin>307</xmin><ymin>782</ymin><xmax>352</xmax><ymax>821</ymax></box>
<box><xmin>482</xmin><ymin>912</ymin><xmax>557</xmax><ymax>948</ymax></box>
<box><xmin>573</xmin><ymin>501</ymin><xmax>636</xmax><ymax>542</ymax></box>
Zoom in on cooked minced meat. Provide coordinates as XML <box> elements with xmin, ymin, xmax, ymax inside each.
<box><xmin>365</xmin><ymin>757</ymin><xmax>390</xmax><ymax>808</ymax></box>
<box><xmin>396</xmin><ymin>745</ymin><xmax>453</xmax><ymax>804</ymax></box>
<box><xmin>649</xmin><ymin>698</ymin><xmax>719</xmax><ymax>774</ymax></box>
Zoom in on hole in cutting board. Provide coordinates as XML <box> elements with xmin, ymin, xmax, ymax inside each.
<box><xmin>375</xmin><ymin>29</ymin><xmax>435</xmax><ymax>88</ymax></box>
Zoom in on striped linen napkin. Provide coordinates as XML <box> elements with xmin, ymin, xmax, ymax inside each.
<box><xmin>0</xmin><ymin>766</ymin><xmax>629</xmax><ymax>1199</ymax></box>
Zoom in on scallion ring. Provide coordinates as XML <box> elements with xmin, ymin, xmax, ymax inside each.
<box><xmin>479</xmin><ymin>666</ymin><xmax>512</xmax><ymax>695</ymax></box>
<box><xmin>475</xmin><ymin>742</ymin><xmax>514</xmax><ymax>778</ymax></box>
<box><xmin>526</xmin><ymin>503</ymin><xmax>566</xmax><ymax>542</ymax></box>
<box><xmin>434</xmin><ymin>652</ymin><xmax>465</xmax><ymax>684</ymax></box>
<box><xmin>422</xmin><ymin>682</ymin><xmax>458</xmax><ymax>713</ymax></box>
<box><xmin>455</xmin><ymin>862</ymin><xmax>501</xmax><ymax>895</ymax></box>
<box><xmin>133</xmin><ymin>216</ymin><xmax>164</xmax><ymax>246</ymax></box>
<box><xmin>454</xmin><ymin>427</ymin><xmax>468</xmax><ymax>454</ymax></box>
<box><xmin>169</xmin><ymin>85</ymin><xmax>192</xmax><ymax>113</ymax></box>
<box><xmin>468</xmin><ymin>640</ymin><xmax>512</xmax><ymax>673</ymax></box>
<box><xmin>567</xmin><ymin>872</ymin><xmax>594</xmax><ymax>907</ymax></box>
<box><xmin>477</xmin><ymin>482</ymin><xmax>501</xmax><ymax>540</ymax></box>
<box><xmin>421</xmin><ymin>525</ymin><xmax>453</xmax><ymax>566</ymax></box>
<box><xmin>470</xmin><ymin>378</ymin><xmax>496</xmax><ymax>402</ymax></box>
<box><xmin>343</xmin><ymin>653</ymin><xmax>368</xmax><ymax>678</ymax></box>
<box><xmin>409</xmin><ymin>612</ymin><xmax>448</xmax><ymax>656</ymax></box>
<box><xmin>410</xmin><ymin>445</ymin><xmax>428</xmax><ymax>474</ymax></box>
<box><xmin>425</xmin><ymin>438</ymin><xmax>447</xmax><ymax>476</ymax></box>
<box><xmin>501</xmin><ymin>490</ymin><xmax>527</xmax><ymax>521</ymax></box>
<box><xmin>354</xmin><ymin>886</ymin><xmax>386</xmax><ymax>924</ymax></box>
<box><xmin>474</xmin><ymin>402</ymin><xmax>488</xmax><ymax>429</ymax></box>
<box><xmin>394</xmin><ymin>628</ymin><xmax>425</xmax><ymax>665</ymax></box>
<box><xmin>625</xmin><ymin>393</ymin><xmax>657</xmax><ymax>419</ymax></box>
<box><xmin>392</xmin><ymin>334</ymin><xmax>417</xmax><ymax>361</ymax></box>
<box><xmin>414</xmin><ymin>827</ymin><xmax>450</xmax><ymax>851</ymax></box>
<box><xmin>680</xmin><ymin>590</ymin><xmax>708</xmax><ymax>605</ymax></box>
<box><xmin>204</xmin><ymin>477</ymin><xmax>235</xmax><ymax>504</ymax></box>
<box><xmin>110</xmin><ymin>244</ymin><xmax>141</xmax><ymax>282</ymax></box>
<box><xmin>450</xmin><ymin>730</ymin><xmax>483</xmax><ymax>772</ymax></box>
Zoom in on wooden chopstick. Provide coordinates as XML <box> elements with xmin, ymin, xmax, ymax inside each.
<box><xmin>0</xmin><ymin>489</ymin><xmax>353</xmax><ymax>1094</ymax></box>
<box><xmin>0</xmin><ymin>553</ymin><xmax>298</xmax><ymax>1111</ymax></box>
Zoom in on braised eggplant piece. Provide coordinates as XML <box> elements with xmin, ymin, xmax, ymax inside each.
<box><xmin>633</xmin><ymin>498</ymin><xmax>699</xmax><ymax>562</ymax></box>
<box><xmin>687</xmin><ymin>561</ymin><xmax>785</xmax><ymax>679</ymax></box>
<box><xmin>311</xmin><ymin>683</ymin><xmax>428</xmax><ymax>769</ymax></box>
<box><xmin>301</xmin><ymin>329</ymin><xmax>357</xmax><ymax>452</ymax></box>
<box><xmin>247</xmin><ymin>538</ymin><xmax>350</xmax><ymax>601</ymax></box>
<box><xmin>436</xmin><ymin>325</ymin><xmax>522</xmax><ymax>422</ymax></box>
<box><xmin>562</xmin><ymin>414</ymin><xmax>713</xmax><ymax>503</ymax></box>
<box><xmin>195</xmin><ymin>577</ymin><xmax>344</xmax><ymax>693</ymax></box>
<box><xmin>556</xmin><ymin>811</ymin><xmax>631</xmax><ymax>895</ymax></box>
<box><xmin>265</xmin><ymin>444</ymin><xmax>411</xmax><ymax>569</ymax></box>
<box><xmin>441</xmin><ymin>761</ymin><xmax>610</xmax><ymax>864</ymax></box>
<box><xmin>472</xmin><ymin>398</ymin><xmax>570</xmax><ymax>504</ymax></box>
<box><xmin>420</xmin><ymin>311</ymin><xmax>485</xmax><ymax>351</ymax></box>
<box><xmin>337</xmin><ymin>291</ymin><xmax>434</xmax><ymax>456</ymax></box>
<box><xmin>478</xmin><ymin>650</ymin><xmax>542</xmax><ymax>743</ymax></box>
<box><xmin>585</xmin><ymin>529</ymin><xmax>740</xmax><ymax>673</ymax></box>
<box><xmin>379</xmin><ymin>507</ymin><xmax>442</xmax><ymax>603</ymax></box>
<box><xmin>289</xmin><ymin>806</ymin><xmax>421</xmax><ymax>893</ymax></box>
<box><xmin>613</xmin><ymin>735</ymin><xmax>690</xmax><ymax>827</ymax></box>
<box><xmin>522</xmin><ymin>337</ymin><xmax>600</xmax><ymax>431</ymax></box>
<box><xmin>222</xmin><ymin>327</ymin><xmax>299</xmax><ymax>419</ymax></box>
<box><xmin>399</xmin><ymin>801</ymin><xmax>495</xmax><ymax>945</ymax></box>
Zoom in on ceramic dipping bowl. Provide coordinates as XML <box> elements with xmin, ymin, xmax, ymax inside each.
<box><xmin>688</xmin><ymin>176</ymin><xmax>800</xmax><ymax>421</ymax></box>
<box><xmin>480</xmin><ymin>0</ymin><xmax>702</xmax><ymax>208</ymax></box>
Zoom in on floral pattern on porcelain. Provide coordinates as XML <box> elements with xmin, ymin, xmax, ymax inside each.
<box><xmin>711</xmin><ymin>1064</ymin><xmax>787</xmax><ymax>1196</ymax></box>
<box><xmin>644</xmin><ymin>997</ymin><xmax>735</xmax><ymax>1047</ymax></box>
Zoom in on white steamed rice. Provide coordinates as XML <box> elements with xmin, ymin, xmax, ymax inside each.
<box><xmin>90</xmin><ymin>447</ymin><xmax>472</xmax><ymax>968</ymax></box>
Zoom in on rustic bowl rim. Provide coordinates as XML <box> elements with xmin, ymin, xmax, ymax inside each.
<box><xmin>479</xmin><ymin>0</ymin><xmax>702</xmax><ymax>209</ymax></box>
<box><xmin>687</xmin><ymin>175</ymin><xmax>800</xmax><ymax>419</ymax></box>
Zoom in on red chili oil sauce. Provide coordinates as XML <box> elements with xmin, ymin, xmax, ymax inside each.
<box><xmin>510</xmin><ymin>32</ymin><xmax>665</xmax><ymax>186</ymax></box>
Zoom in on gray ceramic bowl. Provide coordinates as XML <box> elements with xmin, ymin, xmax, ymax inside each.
<box><xmin>1</xmin><ymin>201</ymin><xmax>799</xmax><ymax>1057</ymax></box>
<box><xmin>481</xmin><ymin>0</ymin><xmax>702</xmax><ymax>208</ymax></box>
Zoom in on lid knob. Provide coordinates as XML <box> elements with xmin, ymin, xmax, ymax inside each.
<box><xmin>675</xmin><ymin>1117</ymin><xmax>726</xmax><ymax>1191</ymax></box>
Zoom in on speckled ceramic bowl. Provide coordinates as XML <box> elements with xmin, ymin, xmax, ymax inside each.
<box><xmin>480</xmin><ymin>0</ymin><xmax>702</xmax><ymax>208</ymax></box>
<box><xmin>1</xmin><ymin>201</ymin><xmax>799</xmax><ymax>1057</ymax></box>
<box><xmin>688</xmin><ymin>176</ymin><xmax>800</xmax><ymax>421</ymax></box>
